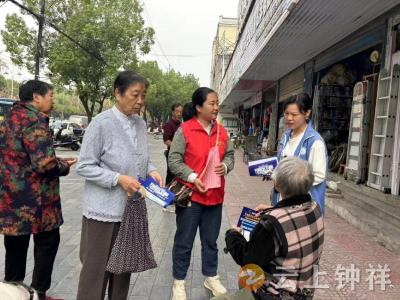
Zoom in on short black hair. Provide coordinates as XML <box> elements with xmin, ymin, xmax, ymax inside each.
<box><xmin>192</xmin><ymin>87</ymin><xmax>216</xmax><ymax>116</ymax></box>
<box><xmin>171</xmin><ymin>103</ymin><xmax>182</xmax><ymax>112</ymax></box>
<box><xmin>114</xmin><ymin>70</ymin><xmax>149</xmax><ymax>95</ymax></box>
<box><xmin>182</xmin><ymin>102</ymin><xmax>194</xmax><ymax>121</ymax></box>
<box><xmin>283</xmin><ymin>92</ymin><xmax>312</xmax><ymax>114</ymax></box>
<box><xmin>19</xmin><ymin>80</ymin><xmax>53</xmax><ymax>102</ymax></box>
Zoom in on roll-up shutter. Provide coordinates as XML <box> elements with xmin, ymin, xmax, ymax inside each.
<box><xmin>314</xmin><ymin>18</ymin><xmax>386</xmax><ymax>72</ymax></box>
<box><xmin>279</xmin><ymin>66</ymin><xmax>305</xmax><ymax>102</ymax></box>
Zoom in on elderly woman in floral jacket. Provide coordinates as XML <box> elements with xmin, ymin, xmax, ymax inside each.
<box><xmin>0</xmin><ymin>80</ymin><xmax>75</xmax><ymax>300</ymax></box>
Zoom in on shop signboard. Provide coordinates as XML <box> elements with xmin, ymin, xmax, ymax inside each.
<box><xmin>220</xmin><ymin>0</ymin><xmax>293</xmax><ymax>105</ymax></box>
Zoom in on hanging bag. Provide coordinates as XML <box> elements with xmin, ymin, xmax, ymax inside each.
<box><xmin>168</xmin><ymin>121</ymin><xmax>221</xmax><ymax>207</ymax></box>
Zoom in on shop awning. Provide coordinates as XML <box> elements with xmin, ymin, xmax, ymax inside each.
<box><xmin>220</xmin><ymin>0</ymin><xmax>400</xmax><ymax>109</ymax></box>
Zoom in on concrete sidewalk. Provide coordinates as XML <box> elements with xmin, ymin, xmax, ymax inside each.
<box><xmin>0</xmin><ymin>137</ymin><xmax>240</xmax><ymax>300</ymax></box>
<box><xmin>0</xmin><ymin>135</ymin><xmax>399</xmax><ymax>299</ymax></box>
<box><xmin>224</xmin><ymin>151</ymin><xmax>400</xmax><ymax>300</ymax></box>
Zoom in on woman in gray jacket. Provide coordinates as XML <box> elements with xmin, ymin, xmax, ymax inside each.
<box><xmin>76</xmin><ymin>70</ymin><xmax>162</xmax><ymax>300</ymax></box>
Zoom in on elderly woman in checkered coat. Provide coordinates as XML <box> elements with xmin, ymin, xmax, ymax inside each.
<box><xmin>223</xmin><ymin>157</ymin><xmax>324</xmax><ymax>300</ymax></box>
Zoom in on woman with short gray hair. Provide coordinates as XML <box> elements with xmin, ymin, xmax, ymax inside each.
<box><xmin>271</xmin><ymin>156</ymin><xmax>315</xmax><ymax>199</ymax></box>
<box><xmin>223</xmin><ymin>157</ymin><xmax>324</xmax><ymax>300</ymax></box>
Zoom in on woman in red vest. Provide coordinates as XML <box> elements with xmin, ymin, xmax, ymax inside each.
<box><xmin>168</xmin><ymin>87</ymin><xmax>235</xmax><ymax>300</ymax></box>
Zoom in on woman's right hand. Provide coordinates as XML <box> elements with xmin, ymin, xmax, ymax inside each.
<box><xmin>193</xmin><ymin>178</ymin><xmax>207</xmax><ymax>194</ymax></box>
<box><xmin>118</xmin><ymin>175</ymin><xmax>141</xmax><ymax>196</ymax></box>
<box><xmin>255</xmin><ymin>203</ymin><xmax>271</xmax><ymax>216</ymax></box>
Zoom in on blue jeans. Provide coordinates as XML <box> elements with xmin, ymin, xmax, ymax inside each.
<box><xmin>172</xmin><ymin>202</ymin><xmax>223</xmax><ymax>280</ymax></box>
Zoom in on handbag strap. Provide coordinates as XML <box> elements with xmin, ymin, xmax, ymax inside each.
<box><xmin>198</xmin><ymin>120</ymin><xmax>220</xmax><ymax>180</ymax></box>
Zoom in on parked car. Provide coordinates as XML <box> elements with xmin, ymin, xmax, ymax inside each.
<box><xmin>68</xmin><ymin>115</ymin><xmax>88</xmax><ymax>129</ymax></box>
<box><xmin>50</xmin><ymin>120</ymin><xmax>84</xmax><ymax>142</ymax></box>
<box><xmin>60</xmin><ymin>121</ymin><xmax>83</xmax><ymax>136</ymax></box>
<box><xmin>0</xmin><ymin>98</ymin><xmax>15</xmax><ymax>122</ymax></box>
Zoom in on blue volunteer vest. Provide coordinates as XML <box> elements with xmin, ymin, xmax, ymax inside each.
<box><xmin>271</xmin><ymin>122</ymin><xmax>327</xmax><ymax>214</ymax></box>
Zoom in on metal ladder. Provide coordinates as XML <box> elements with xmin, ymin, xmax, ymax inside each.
<box><xmin>367</xmin><ymin>69</ymin><xmax>400</xmax><ymax>192</ymax></box>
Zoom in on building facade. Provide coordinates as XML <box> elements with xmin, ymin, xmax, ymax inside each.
<box><xmin>210</xmin><ymin>16</ymin><xmax>239</xmax><ymax>94</ymax></box>
<box><xmin>212</xmin><ymin>0</ymin><xmax>400</xmax><ymax>196</ymax></box>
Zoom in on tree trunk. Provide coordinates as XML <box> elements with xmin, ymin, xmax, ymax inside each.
<box><xmin>79</xmin><ymin>94</ymin><xmax>93</xmax><ymax>122</ymax></box>
<box><xmin>96</xmin><ymin>95</ymin><xmax>106</xmax><ymax>115</ymax></box>
<box><xmin>89</xmin><ymin>97</ymin><xmax>96</xmax><ymax>121</ymax></box>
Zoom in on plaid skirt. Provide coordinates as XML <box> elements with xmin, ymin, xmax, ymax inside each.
<box><xmin>106</xmin><ymin>198</ymin><xmax>157</xmax><ymax>274</ymax></box>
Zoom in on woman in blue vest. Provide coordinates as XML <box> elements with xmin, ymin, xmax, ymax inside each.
<box><xmin>271</xmin><ymin>93</ymin><xmax>327</xmax><ymax>213</ymax></box>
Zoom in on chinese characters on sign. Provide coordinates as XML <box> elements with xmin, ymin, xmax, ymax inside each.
<box><xmin>238</xmin><ymin>264</ymin><xmax>394</xmax><ymax>292</ymax></box>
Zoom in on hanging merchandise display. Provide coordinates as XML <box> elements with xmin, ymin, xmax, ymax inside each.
<box><xmin>314</xmin><ymin>85</ymin><xmax>353</xmax><ymax>159</ymax></box>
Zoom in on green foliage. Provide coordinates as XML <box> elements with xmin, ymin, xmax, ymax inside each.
<box><xmin>1</xmin><ymin>0</ymin><xmax>154</xmax><ymax>122</ymax></box>
<box><xmin>52</xmin><ymin>88</ymin><xmax>86</xmax><ymax>119</ymax></box>
<box><xmin>0</xmin><ymin>75</ymin><xmax>7</xmax><ymax>92</ymax></box>
<box><xmin>1</xmin><ymin>0</ymin><xmax>200</xmax><ymax>123</ymax></box>
<box><xmin>1</xmin><ymin>14</ymin><xmax>37</xmax><ymax>72</ymax></box>
<box><xmin>0</xmin><ymin>74</ymin><xmax>19</xmax><ymax>99</ymax></box>
<box><xmin>139</xmin><ymin>61</ymin><xmax>199</xmax><ymax>122</ymax></box>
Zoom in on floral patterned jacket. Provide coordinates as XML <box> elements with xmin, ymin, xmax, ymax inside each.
<box><xmin>0</xmin><ymin>102</ymin><xmax>70</xmax><ymax>235</ymax></box>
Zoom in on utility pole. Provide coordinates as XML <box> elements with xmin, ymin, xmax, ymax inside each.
<box><xmin>34</xmin><ymin>0</ymin><xmax>45</xmax><ymax>80</ymax></box>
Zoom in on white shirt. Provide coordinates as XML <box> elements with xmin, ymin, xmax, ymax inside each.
<box><xmin>112</xmin><ymin>106</ymin><xmax>139</xmax><ymax>148</ymax></box>
<box><xmin>281</xmin><ymin>131</ymin><xmax>326</xmax><ymax>186</ymax></box>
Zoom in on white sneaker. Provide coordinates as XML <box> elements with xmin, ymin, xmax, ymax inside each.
<box><xmin>204</xmin><ymin>275</ymin><xmax>227</xmax><ymax>296</ymax></box>
<box><xmin>172</xmin><ymin>279</ymin><xmax>187</xmax><ymax>300</ymax></box>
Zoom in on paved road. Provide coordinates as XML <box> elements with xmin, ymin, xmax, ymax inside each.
<box><xmin>0</xmin><ymin>135</ymin><xmax>399</xmax><ymax>299</ymax></box>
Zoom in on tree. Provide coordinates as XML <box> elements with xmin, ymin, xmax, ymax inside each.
<box><xmin>0</xmin><ymin>75</ymin><xmax>7</xmax><ymax>92</ymax></box>
<box><xmin>1</xmin><ymin>0</ymin><xmax>154</xmax><ymax>121</ymax></box>
<box><xmin>138</xmin><ymin>61</ymin><xmax>199</xmax><ymax>123</ymax></box>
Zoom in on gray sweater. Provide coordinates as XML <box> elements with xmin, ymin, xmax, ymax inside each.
<box><xmin>76</xmin><ymin>108</ymin><xmax>155</xmax><ymax>222</ymax></box>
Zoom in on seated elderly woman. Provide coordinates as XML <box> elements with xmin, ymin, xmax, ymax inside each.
<box><xmin>222</xmin><ymin>157</ymin><xmax>324</xmax><ymax>300</ymax></box>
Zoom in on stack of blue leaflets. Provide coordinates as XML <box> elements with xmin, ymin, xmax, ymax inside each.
<box><xmin>248</xmin><ymin>157</ymin><xmax>278</xmax><ymax>177</ymax></box>
<box><xmin>138</xmin><ymin>177</ymin><xmax>175</xmax><ymax>208</ymax></box>
<box><xmin>237</xmin><ymin>207</ymin><xmax>261</xmax><ymax>241</ymax></box>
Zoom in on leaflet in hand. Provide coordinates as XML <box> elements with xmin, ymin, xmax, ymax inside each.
<box><xmin>237</xmin><ymin>207</ymin><xmax>261</xmax><ymax>241</ymax></box>
<box><xmin>248</xmin><ymin>157</ymin><xmax>278</xmax><ymax>177</ymax></box>
<box><xmin>138</xmin><ymin>177</ymin><xmax>175</xmax><ymax>208</ymax></box>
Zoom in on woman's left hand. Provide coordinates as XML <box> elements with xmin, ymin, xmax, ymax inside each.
<box><xmin>149</xmin><ymin>171</ymin><xmax>164</xmax><ymax>187</ymax></box>
<box><xmin>214</xmin><ymin>163</ymin><xmax>226</xmax><ymax>176</ymax></box>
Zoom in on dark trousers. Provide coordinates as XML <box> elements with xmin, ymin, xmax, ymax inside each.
<box><xmin>172</xmin><ymin>201</ymin><xmax>223</xmax><ymax>280</ymax></box>
<box><xmin>164</xmin><ymin>149</ymin><xmax>174</xmax><ymax>186</ymax></box>
<box><xmin>3</xmin><ymin>228</ymin><xmax>60</xmax><ymax>293</ymax></box>
<box><xmin>77</xmin><ymin>217</ymin><xmax>131</xmax><ymax>300</ymax></box>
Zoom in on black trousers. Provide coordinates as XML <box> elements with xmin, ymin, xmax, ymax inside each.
<box><xmin>3</xmin><ymin>228</ymin><xmax>60</xmax><ymax>293</ymax></box>
<box><xmin>164</xmin><ymin>149</ymin><xmax>174</xmax><ymax>186</ymax></box>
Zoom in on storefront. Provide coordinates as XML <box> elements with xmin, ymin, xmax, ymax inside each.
<box><xmin>307</xmin><ymin>16</ymin><xmax>387</xmax><ymax>184</ymax></box>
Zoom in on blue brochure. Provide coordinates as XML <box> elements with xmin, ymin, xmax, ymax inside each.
<box><xmin>237</xmin><ymin>207</ymin><xmax>261</xmax><ymax>241</ymax></box>
<box><xmin>248</xmin><ymin>157</ymin><xmax>278</xmax><ymax>177</ymax></box>
<box><xmin>138</xmin><ymin>177</ymin><xmax>175</xmax><ymax>208</ymax></box>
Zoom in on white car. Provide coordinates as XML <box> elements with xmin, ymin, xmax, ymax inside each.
<box><xmin>60</xmin><ymin>121</ymin><xmax>83</xmax><ymax>136</ymax></box>
<box><xmin>51</xmin><ymin>121</ymin><xmax>83</xmax><ymax>138</ymax></box>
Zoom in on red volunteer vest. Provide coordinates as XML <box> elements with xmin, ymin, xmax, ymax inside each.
<box><xmin>180</xmin><ymin>118</ymin><xmax>228</xmax><ymax>206</ymax></box>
